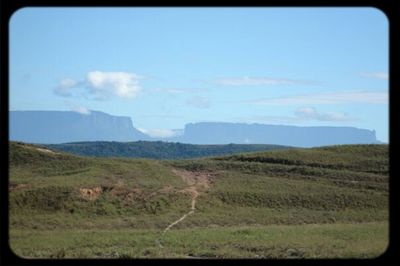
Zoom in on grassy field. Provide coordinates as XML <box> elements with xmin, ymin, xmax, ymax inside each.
<box><xmin>9</xmin><ymin>141</ymin><xmax>389</xmax><ymax>258</ymax></box>
<box><xmin>10</xmin><ymin>222</ymin><xmax>387</xmax><ymax>259</ymax></box>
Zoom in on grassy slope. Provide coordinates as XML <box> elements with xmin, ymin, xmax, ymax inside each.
<box><xmin>9</xmin><ymin>142</ymin><xmax>389</xmax><ymax>258</ymax></box>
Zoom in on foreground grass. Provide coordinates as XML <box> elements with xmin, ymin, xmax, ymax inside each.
<box><xmin>10</xmin><ymin>222</ymin><xmax>388</xmax><ymax>259</ymax></box>
<box><xmin>9</xmin><ymin>142</ymin><xmax>389</xmax><ymax>259</ymax></box>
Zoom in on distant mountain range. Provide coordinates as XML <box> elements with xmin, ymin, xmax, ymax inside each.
<box><xmin>9</xmin><ymin>110</ymin><xmax>381</xmax><ymax>147</ymax></box>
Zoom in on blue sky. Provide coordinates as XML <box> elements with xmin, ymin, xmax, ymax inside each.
<box><xmin>10</xmin><ymin>7</ymin><xmax>389</xmax><ymax>141</ymax></box>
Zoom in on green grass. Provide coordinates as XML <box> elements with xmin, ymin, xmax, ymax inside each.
<box><xmin>10</xmin><ymin>222</ymin><xmax>388</xmax><ymax>259</ymax></box>
<box><xmin>8</xmin><ymin>141</ymin><xmax>389</xmax><ymax>258</ymax></box>
<box><xmin>216</xmin><ymin>144</ymin><xmax>388</xmax><ymax>174</ymax></box>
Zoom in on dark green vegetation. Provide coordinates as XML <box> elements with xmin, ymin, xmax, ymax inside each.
<box><xmin>44</xmin><ymin>141</ymin><xmax>290</xmax><ymax>159</ymax></box>
<box><xmin>9</xmin><ymin>142</ymin><xmax>389</xmax><ymax>258</ymax></box>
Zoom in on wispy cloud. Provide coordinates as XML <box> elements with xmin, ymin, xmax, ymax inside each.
<box><xmin>186</xmin><ymin>96</ymin><xmax>210</xmax><ymax>109</ymax></box>
<box><xmin>64</xmin><ymin>101</ymin><xmax>91</xmax><ymax>115</ymax></box>
<box><xmin>54</xmin><ymin>78</ymin><xmax>79</xmax><ymax>97</ymax></box>
<box><xmin>359</xmin><ymin>72</ymin><xmax>388</xmax><ymax>80</ymax></box>
<box><xmin>149</xmin><ymin>88</ymin><xmax>203</xmax><ymax>94</ymax></box>
<box><xmin>214</xmin><ymin>76</ymin><xmax>315</xmax><ymax>86</ymax></box>
<box><xmin>235</xmin><ymin>115</ymin><xmax>300</xmax><ymax>124</ymax></box>
<box><xmin>138</xmin><ymin>114</ymin><xmax>184</xmax><ymax>119</ymax></box>
<box><xmin>137</xmin><ymin>128</ymin><xmax>181</xmax><ymax>138</ymax></box>
<box><xmin>235</xmin><ymin>107</ymin><xmax>356</xmax><ymax>124</ymax></box>
<box><xmin>54</xmin><ymin>71</ymin><xmax>143</xmax><ymax>100</ymax></box>
<box><xmin>295</xmin><ymin>107</ymin><xmax>355</xmax><ymax>122</ymax></box>
<box><xmin>244</xmin><ymin>90</ymin><xmax>388</xmax><ymax>105</ymax></box>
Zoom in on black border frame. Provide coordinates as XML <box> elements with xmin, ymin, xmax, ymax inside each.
<box><xmin>1</xmin><ymin>2</ymin><xmax>398</xmax><ymax>266</ymax></box>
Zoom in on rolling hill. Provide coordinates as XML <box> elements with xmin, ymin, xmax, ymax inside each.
<box><xmin>9</xmin><ymin>141</ymin><xmax>389</xmax><ymax>258</ymax></box>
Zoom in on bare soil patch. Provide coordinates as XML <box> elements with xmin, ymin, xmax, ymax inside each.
<box><xmin>35</xmin><ymin>148</ymin><xmax>56</xmax><ymax>154</ymax></box>
<box><xmin>171</xmin><ymin>169</ymin><xmax>212</xmax><ymax>191</ymax></box>
<box><xmin>79</xmin><ymin>186</ymin><xmax>103</xmax><ymax>201</ymax></box>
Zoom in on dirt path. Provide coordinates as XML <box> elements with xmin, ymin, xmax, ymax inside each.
<box><xmin>156</xmin><ymin>169</ymin><xmax>212</xmax><ymax>248</ymax></box>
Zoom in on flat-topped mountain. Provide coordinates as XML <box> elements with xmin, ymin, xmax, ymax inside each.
<box><xmin>170</xmin><ymin>122</ymin><xmax>380</xmax><ymax>147</ymax></box>
<box><xmin>10</xmin><ymin>110</ymin><xmax>381</xmax><ymax>147</ymax></box>
<box><xmin>10</xmin><ymin>110</ymin><xmax>149</xmax><ymax>144</ymax></box>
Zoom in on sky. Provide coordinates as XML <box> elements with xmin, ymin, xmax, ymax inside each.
<box><xmin>9</xmin><ymin>7</ymin><xmax>389</xmax><ymax>142</ymax></box>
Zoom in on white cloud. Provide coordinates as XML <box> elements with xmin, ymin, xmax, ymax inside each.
<box><xmin>54</xmin><ymin>71</ymin><xmax>142</xmax><ymax>100</ymax></box>
<box><xmin>245</xmin><ymin>91</ymin><xmax>388</xmax><ymax>105</ymax></box>
<box><xmin>360</xmin><ymin>72</ymin><xmax>388</xmax><ymax>80</ymax></box>
<box><xmin>86</xmin><ymin>71</ymin><xmax>142</xmax><ymax>98</ymax></box>
<box><xmin>295</xmin><ymin>107</ymin><xmax>354</xmax><ymax>122</ymax></box>
<box><xmin>215</xmin><ymin>76</ymin><xmax>315</xmax><ymax>86</ymax></box>
<box><xmin>65</xmin><ymin>101</ymin><xmax>91</xmax><ymax>115</ymax></box>
<box><xmin>137</xmin><ymin>128</ymin><xmax>180</xmax><ymax>138</ymax></box>
<box><xmin>186</xmin><ymin>96</ymin><xmax>210</xmax><ymax>109</ymax></box>
<box><xmin>54</xmin><ymin>78</ymin><xmax>78</xmax><ymax>97</ymax></box>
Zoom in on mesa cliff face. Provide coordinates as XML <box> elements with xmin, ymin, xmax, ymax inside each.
<box><xmin>170</xmin><ymin>122</ymin><xmax>379</xmax><ymax>147</ymax></box>
<box><xmin>10</xmin><ymin>110</ymin><xmax>149</xmax><ymax>144</ymax></box>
